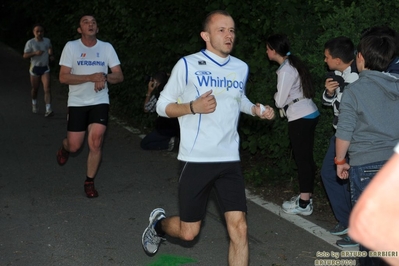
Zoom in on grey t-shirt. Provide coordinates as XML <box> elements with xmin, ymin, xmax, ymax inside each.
<box><xmin>24</xmin><ymin>37</ymin><xmax>52</xmax><ymax>66</ymax></box>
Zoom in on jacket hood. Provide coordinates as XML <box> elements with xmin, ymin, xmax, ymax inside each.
<box><xmin>360</xmin><ymin>70</ymin><xmax>399</xmax><ymax>100</ymax></box>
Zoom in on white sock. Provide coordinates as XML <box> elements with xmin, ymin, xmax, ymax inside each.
<box><xmin>32</xmin><ymin>99</ymin><xmax>37</xmax><ymax>105</ymax></box>
<box><xmin>46</xmin><ymin>104</ymin><xmax>51</xmax><ymax>112</ymax></box>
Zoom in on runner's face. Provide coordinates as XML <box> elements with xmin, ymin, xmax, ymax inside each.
<box><xmin>79</xmin><ymin>16</ymin><xmax>98</xmax><ymax>36</ymax></box>
<box><xmin>203</xmin><ymin>14</ymin><xmax>235</xmax><ymax>58</ymax></box>
<box><xmin>33</xmin><ymin>26</ymin><xmax>44</xmax><ymax>40</ymax></box>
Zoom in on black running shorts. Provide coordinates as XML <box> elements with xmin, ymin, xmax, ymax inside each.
<box><xmin>178</xmin><ymin>161</ymin><xmax>247</xmax><ymax>222</ymax></box>
<box><xmin>67</xmin><ymin>104</ymin><xmax>109</xmax><ymax>132</ymax></box>
<box><xmin>30</xmin><ymin>65</ymin><xmax>49</xmax><ymax>76</ymax></box>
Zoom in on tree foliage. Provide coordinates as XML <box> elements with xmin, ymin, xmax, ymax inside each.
<box><xmin>2</xmin><ymin>0</ymin><xmax>399</xmax><ymax>186</ymax></box>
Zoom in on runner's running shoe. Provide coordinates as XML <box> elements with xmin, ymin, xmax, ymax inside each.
<box><xmin>56</xmin><ymin>146</ymin><xmax>69</xmax><ymax>166</ymax></box>
<box><xmin>45</xmin><ymin>110</ymin><xmax>54</xmax><ymax>117</ymax></box>
<box><xmin>84</xmin><ymin>181</ymin><xmax>99</xmax><ymax>198</ymax></box>
<box><xmin>142</xmin><ymin>208</ymin><xmax>166</xmax><ymax>255</ymax></box>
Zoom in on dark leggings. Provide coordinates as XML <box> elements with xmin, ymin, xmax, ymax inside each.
<box><xmin>288</xmin><ymin>117</ymin><xmax>319</xmax><ymax>193</ymax></box>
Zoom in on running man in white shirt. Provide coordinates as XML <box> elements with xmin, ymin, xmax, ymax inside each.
<box><xmin>141</xmin><ymin>10</ymin><xmax>275</xmax><ymax>266</ymax></box>
<box><xmin>56</xmin><ymin>15</ymin><xmax>123</xmax><ymax>198</ymax></box>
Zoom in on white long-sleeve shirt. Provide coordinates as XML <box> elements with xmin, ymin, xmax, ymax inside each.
<box><xmin>274</xmin><ymin>59</ymin><xmax>318</xmax><ymax>121</ymax></box>
<box><xmin>156</xmin><ymin>49</ymin><xmax>254</xmax><ymax>162</ymax></box>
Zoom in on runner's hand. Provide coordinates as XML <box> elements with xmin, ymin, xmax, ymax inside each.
<box><xmin>191</xmin><ymin>90</ymin><xmax>216</xmax><ymax>114</ymax></box>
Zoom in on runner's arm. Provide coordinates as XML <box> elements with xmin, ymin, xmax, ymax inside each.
<box><xmin>106</xmin><ymin>65</ymin><xmax>123</xmax><ymax>84</ymax></box>
<box><xmin>59</xmin><ymin>65</ymin><xmax>106</xmax><ymax>85</ymax></box>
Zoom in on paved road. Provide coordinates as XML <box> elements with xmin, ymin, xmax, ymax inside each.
<box><xmin>0</xmin><ymin>42</ymin><xmax>355</xmax><ymax>266</ymax></box>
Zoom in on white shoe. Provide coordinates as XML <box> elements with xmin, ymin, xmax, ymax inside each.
<box><xmin>282</xmin><ymin>195</ymin><xmax>313</xmax><ymax>216</ymax></box>
<box><xmin>44</xmin><ymin>110</ymin><xmax>54</xmax><ymax>117</ymax></box>
<box><xmin>142</xmin><ymin>208</ymin><xmax>166</xmax><ymax>254</ymax></box>
<box><xmin>282</xmin><ymin>195</ymin><xmax>313</xmax><ymax>209</ymax></box>
<box><xmin>32</xmin><ymin>104</ymin><xmax>38</xmax><ymax>113</ymax></box>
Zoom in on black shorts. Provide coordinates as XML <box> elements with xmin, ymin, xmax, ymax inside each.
<box><xmin>67</xmin><ymin>104</ymin><xmax>109</xmax><ymax>132</ymax></box>
<box><xmin>178</xmin><ymin>161</ymin><xmax>247</xmax><ymax>222</ymax></box>
<box><xmin>30</xmin><ymin>65</ymin><xmax>49</xmax><ymax>76</ymax></box>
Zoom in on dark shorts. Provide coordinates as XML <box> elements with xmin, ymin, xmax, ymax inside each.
<box><xmin>30</xmin><ymin>65</ymin><xmax>49</xmax><ymax>76</ymax></box>
<box><xmin>67</xmin><ymin>104</ymin><xmax>109</xmax><ymax>132</ymax></box>
<box><xmin>178</xmin><ymin>161</ymin><xmax>247</xmax><ymax>222</ymax></box>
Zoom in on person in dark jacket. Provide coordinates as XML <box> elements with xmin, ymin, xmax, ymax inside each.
<box><xmin>141</xmin><ymin>71</ymin><xmax>179</xmax><ymax>151</ymax></box>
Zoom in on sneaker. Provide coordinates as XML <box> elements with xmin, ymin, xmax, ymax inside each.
<box><xmin>282</xmin><ymin>201</ymin><xmax>313</xmax><ymax>216</ymax></box>
<box><xmin>84</xmin><ymin>181</ymin><xmax>99</xmax><ymax>198</ymax></box>
<box><xmin>32</xmin><ymin>104</ymin><xmax>38</xmax><ymax>113</ymax></box>
<box><xmin>282</xmin><ymin>196</ymin><xmax>313</xmax><ymax>215</ymax></box>
<box><xmin>142</xmin><ymin>208</ymin><xmax>166</xmax><ymax>255</ymax></box>
<box><xmin>44</xmin><ymin>110</ymin><xmax>54</xmax><ymax>117</ymax></box>
<box><xmin>56</xmin><ymin>146</ymin><xmax>69</xmax><ymax>166</ymax></box>
<box><xmin>330</xmin><ymin>223</ymin><xmax>348</xmax><ymax>236</ymax></box>
<box><xmin>167</xmin><ymin>137</ymin><xmax>175</xmax><ymax>152</ymax></box>
<box><xmin>282</xmin><ymin>195</ymin><xmax>313</xmax><ymax>210</ymax></box>
<box><xmin>336</xmin><ymin>236</ymin><xmax>359</xmax><ymax>248</ymax></box>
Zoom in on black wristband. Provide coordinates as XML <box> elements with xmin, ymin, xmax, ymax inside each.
<box><xmin>189</xmin><ymin>100</ymin><xmax>195</xmax><ymax>115</ymax></box>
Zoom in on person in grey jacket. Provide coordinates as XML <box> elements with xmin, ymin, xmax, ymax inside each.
<box><xmin>335</xmin><ymin>33</ymin><xmax>399</xmax><ymax>266</ymax></box>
